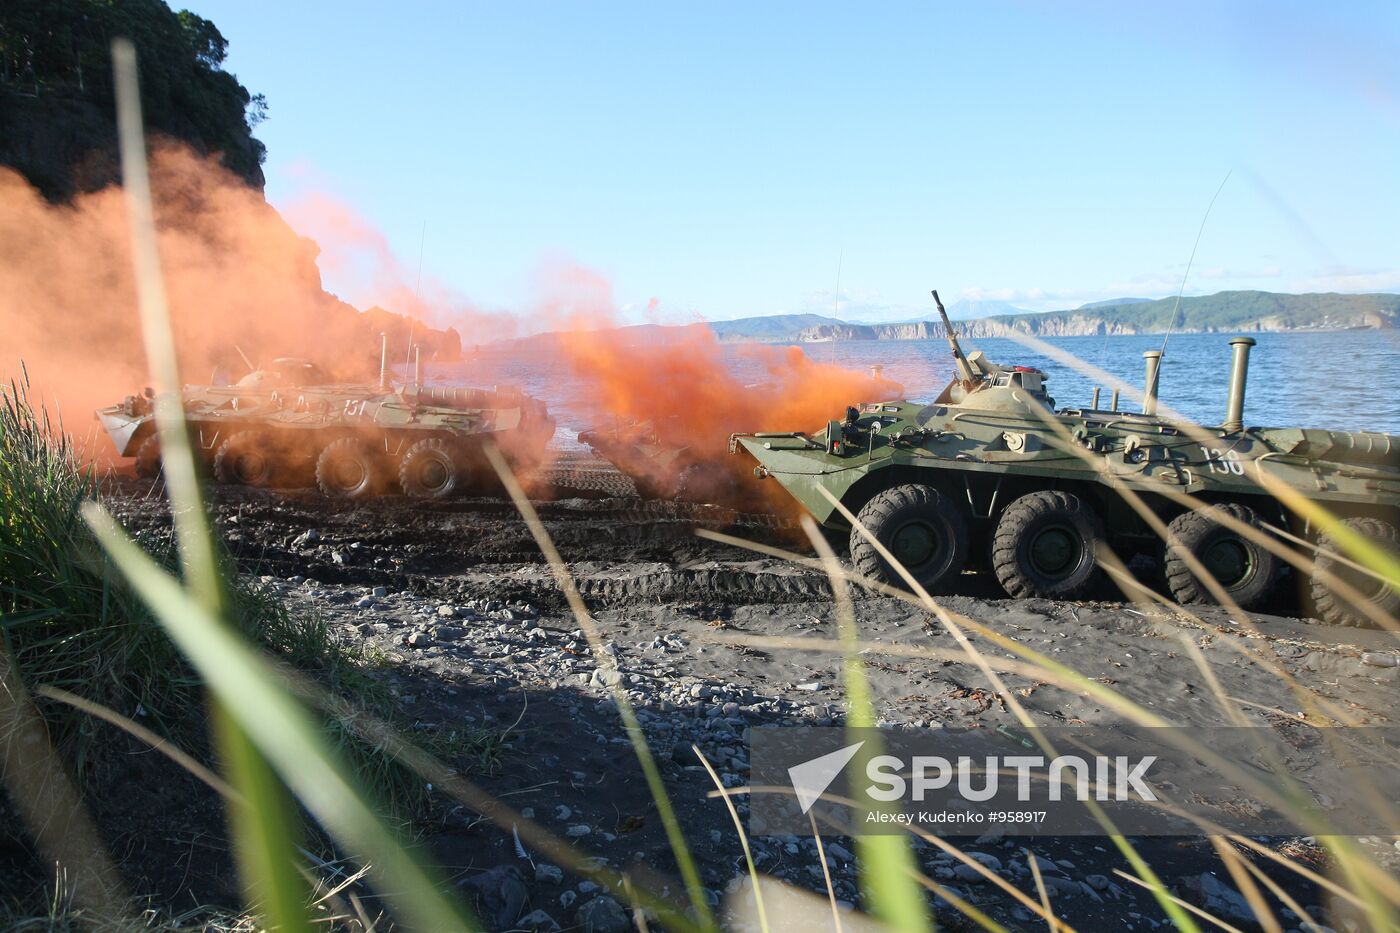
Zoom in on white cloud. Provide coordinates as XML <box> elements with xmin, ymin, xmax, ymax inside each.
<box><xmin>1285</xmin><ymin>267</ymin><xmax>1400</xmax><ymax>294</ymax></box>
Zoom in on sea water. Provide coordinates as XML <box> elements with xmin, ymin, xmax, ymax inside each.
<box><xmin>435</xmin><ymin>329</ymin><xmax>1400</xmax><ymax>449</ymax></box>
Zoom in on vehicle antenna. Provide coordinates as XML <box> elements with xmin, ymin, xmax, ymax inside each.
<box><xmin>404</xmin><ymin>219</ymin><xmax>427</xmax><ymax>372</ymax></box>
<box><xmin>1160</xmin><ymin>169</ymin><xmax>1231</xmax><ymax>354</ymax></box>
<box><xmin>233</xmin><ymin>344</ymin><xmax>255</xmax><ymax>373</ymax></box>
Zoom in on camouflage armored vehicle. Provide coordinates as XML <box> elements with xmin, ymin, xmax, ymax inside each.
<box><xmin>731</xmin><ymin>290</ymin><xmax>1399</xmax><ymax>626</ymax></box>
<box><xmin>98</xmin><ymin>349</ymin><xmax>555</xmax><ymax>499</ymax></box>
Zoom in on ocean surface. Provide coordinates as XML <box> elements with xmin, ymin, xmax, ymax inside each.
<box><xmin>432</xmin><ymin>329</ymin><xmax>1400</xmax><ymax>450</ymax></box>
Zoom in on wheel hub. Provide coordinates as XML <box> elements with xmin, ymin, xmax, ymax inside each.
<box><xmin>1028</xmin><ymin>525</ymin><xmax>1077</xmax><ymax>578</ymax></box>
<box><xmin>1203</xmin><ymin>537</ymin><xmax>1252</xmax><ymax>588</ymax></box>
<box><xmin>892</xmin><ymin>521</ymin><xmax>940</xmax><ymax>569</ymax></box>
<box><xmin>235</xmin><ymin>453</ymin><xmax>266</xmax><ymax>482</ymax></box>
<box><xmin>333</xmin><ymin>460</ymin><xmax>365</xmax><ymax>489</ymax></box>
<box><xmin>420</xmin><ymin>459</ymin><xmax>450</xmax><ymax>489</ymax></box>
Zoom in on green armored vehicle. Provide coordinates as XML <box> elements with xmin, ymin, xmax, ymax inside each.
<box><xmin>98</xmin><ymin>347</ymin><xmax>555</xmax><ymax>499</ymax></box>
<box><xmin>731</xmin><ymin>291</ymin><xmax>1399</xmax><ymax>626</ymax></box>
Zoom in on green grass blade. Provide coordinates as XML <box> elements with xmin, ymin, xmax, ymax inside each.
<box><xmin>111</xmin><ymin>39</ymin><xmax>222</xmax><ymax>603</ymax></box>
<box><xmin>804</xmin><ymin>518</ymin><xmax>931</xmax><ymax>932</ymax></box>
<box><xmin>111</xmin><ymin>40</ymin><xmax>326</xmax><ymax>932</ymax></box>
<box><xmin>219</xmin><ymin>713</ymin><xmax>314</xmax><ymax>933</ymax></box>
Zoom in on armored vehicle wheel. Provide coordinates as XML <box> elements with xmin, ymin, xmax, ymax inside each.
<box><xmin>1165</xmin><ymin>503</ymin><xmax>1278</xmax><ymax>610</ymax></box>
<box><xmin>992</xmin><ymin>490</ymin><xmax>1104</xmax><ymax>599</ymax></box>
<box><xmin>316</xmin><ymin>438</ymin><xmax>382</xmax><ymax>499</ymax></box>
<box><xmin>213</xmin><ymin>432</ymin><xmax>275</xmax><ymax>486</ymax></box>
<box><xmin>134</xmin><ymin>435</ymin><xmax>162</xmax><ymax>479</ymax></box>
<box><xmin>851</xmin><ymin>484</ymin><xmax>969</xmax><ymax>593</ymax></box>
<box><xmin>399</xmin><ymin>438</ymin><xmax>468</xmax><ymax>498</ymax></box>
<box><xmin>1309</xmin><ymin>517</ymin><xmax>1400</xmax><ymax>628</ymax></box>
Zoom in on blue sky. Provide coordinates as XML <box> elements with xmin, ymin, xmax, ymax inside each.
<box><xmin>187</xmin><ymin>0</ymin><xmax>1400</xmax><ymax>324</ymax></box>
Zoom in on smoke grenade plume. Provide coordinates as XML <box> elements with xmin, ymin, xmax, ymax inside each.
<box><xmin>4</xmin><ymin>147</ymin><xmax>902</xmax><ymax>504</ymax></box>
<box><xmin>538</xmin><ymin>267</ymin><xmax>904</xmax><ymax>504</ymax></box>
<box><xmin>0</xmin><ymin>144</ymin><xmax>504</xmax><ymax>460</ymax></box>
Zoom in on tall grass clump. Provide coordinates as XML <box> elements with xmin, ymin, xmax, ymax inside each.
<box><xmin>2</xmin><ymin>378</ymin><xmax>379</xmax><ymax>751</ymax></box>
<box><xmin>1</xmin><ymin>371</ymin><xmax>492</xmax><ymax>836</ymax></box>
<box><xmin>0</xmin><ymin>374</ymin><xmax>197</xmax><ymax>752</ymax></box>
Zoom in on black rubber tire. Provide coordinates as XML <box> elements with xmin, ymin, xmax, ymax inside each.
<box><xmin>134</xmin><ymin>435</ymin><xmax>162</xmax><ymax>479</ymax></box>
<box><xmin>1164</xmin><ymin>503</ymin><xmax>1278</xmax><ymax>610</ymax></box>
<box><xmin>212</xmin><ymin>431</ymin><xmax>274</xmax><ymax>486</ymax></box>
<box><xmin>850</xmin><ymin>484</ymin><xmax>969</xmax><ymax>593</ymax></box>
<box><xmin>1310</xmin><ymin>516</ymin><xmax>1400</xmax><ymax>628</ymax></box>
<box><xmin>315</xmin><ymin>438</ymin><xmax>382</xmax><ymax>499</ymax></box>
<box><xmin>992</xmin><ymin>490</ymin><xmax>1105</xmax><ymax>599</ymax></box>
<box><xmin>399</xmin><ymin>438</ymin><xmax>467</xmax><ymax>498</ymax></box>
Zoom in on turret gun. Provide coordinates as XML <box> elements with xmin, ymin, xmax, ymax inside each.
<box><xmin>931</xmin><ymin>289</ymin><xmax>977</xmax><ymax>386</ymax></box>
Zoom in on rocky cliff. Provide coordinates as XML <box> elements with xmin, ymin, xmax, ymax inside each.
<box><xmin>787</xmin><ymin>292</ymin><xmax>1399</xmax><ymax>342</ymax></box>
<box><xmin>798</xmin><ymin>321</ymin><xmax>942</xmax><ymax>341</ymax></box>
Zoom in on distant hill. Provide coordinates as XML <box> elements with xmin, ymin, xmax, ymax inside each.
<box><xmin>708</xmin><ymin>313</ymin><xmax>839</xmax><ymax>340</ymax></box>
<box><xmin>1079</xmin><ymin>297</ymin><xmax>1151</xmax><ymax>309</ymax></box>
<box><xmin>956</xmin><ymin>290</ymin><xmax>1400</xmax><ymax>338</ymax></box>
<box><xmin>641</xmin><ymin>290</ymin><xmax>1400</xmax><ymax>344</ymax></box>
<box><xmin>489</xmin><ymin>290</ymin><xmax>1400</xmax><ymax>355</ymax></box>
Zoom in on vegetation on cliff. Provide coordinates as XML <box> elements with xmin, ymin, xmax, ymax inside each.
<box><xmin>961</xmin><ymin>290</ymin><xmax>1400</xmax><ymax>338</ymax></box>
<box><xmin>0</xmin><ymin>0</ymin><xmax>266</xmax><ymax>201</ymax></box>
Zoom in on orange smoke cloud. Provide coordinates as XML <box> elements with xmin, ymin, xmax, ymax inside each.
<box><xmin>0</xmin><ymin>144</ymin><xmax>508</xmax><ymax>459</ymax></box>
<box><xmin>4</xmin><ymin>146</ymin><xmax>899</xmax><ymax>503</ymax></box>
<box><xmin>546</xmin><ymin>267</ymin><xmax>903</xmax><ymax>501</ymax></box>
<box><xmin>568</xmin><ymin>326</ymin><xmax>902</xmax><ymax>444</ymax></box>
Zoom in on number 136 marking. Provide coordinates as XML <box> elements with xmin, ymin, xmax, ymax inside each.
<box><xmin>1198</xmin><ymin>446</ymin><xmax>1244</xmax><ymax>475</ymax></box>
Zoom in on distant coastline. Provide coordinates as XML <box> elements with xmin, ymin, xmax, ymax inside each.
<box><xmin>490</xmin><ymin>289</ymin><xmax>1399</xmax><ymax>352</ymax></box>
<box><xmin>712</xmin><ymin>290</ymin><xmax>1400</xmax><ymax>344</ymax></box>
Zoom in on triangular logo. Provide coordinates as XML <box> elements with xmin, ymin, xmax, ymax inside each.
<box><xmin>789</xmin><ymin>741</ymin><xmax>864</xmax><ymax>814</ymax></box>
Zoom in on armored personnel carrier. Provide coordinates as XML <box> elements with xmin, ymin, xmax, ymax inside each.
<box><xmin>731</xmin><ymin>291</ymin><xmax>1399</xmax><ymax>626</ymax></box>
<box><xmin>97</xmin><ymin>346</ymin><xmax>554</xmax><ymax>499</ymax></box>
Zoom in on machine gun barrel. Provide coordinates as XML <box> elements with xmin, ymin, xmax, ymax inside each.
<box><xmin>931</xmin><ymin>289</ymin><xmax>976</xmax><ymax>384</ymax></box>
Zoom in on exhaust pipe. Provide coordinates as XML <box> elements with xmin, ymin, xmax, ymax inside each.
<box><xmin>378</xmin><ymin>332</ymin><xmax>389</xmax><ymax>389</ymax></box>
<box><xmin>1223</xmin><ymin>336</ymin><xmax>1255</xmax><ymax>433</ymax></box>
<box><xmin>1141</xmin><ymin>350</ymin><xmax>1163</xmax><ymax>416</ymax></box>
